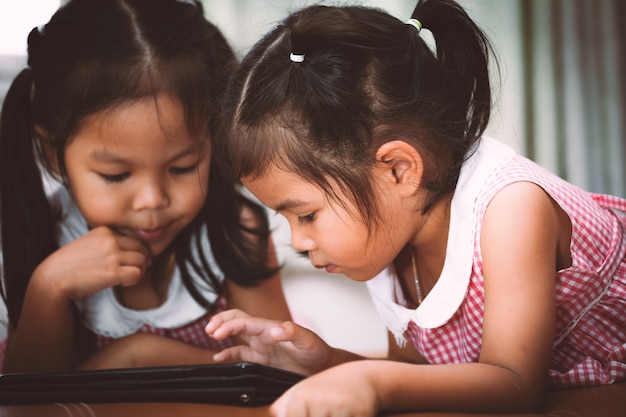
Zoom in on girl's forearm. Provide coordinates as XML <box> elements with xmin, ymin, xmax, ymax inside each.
<box><xmin>78</xmin><ymin>333</ymin><xmax>221</xmax><ymax>370</ymax></box>
<box><xmin>325</xmin><ymin>347</ymin><xmax>366</xmax><ymax>370</ymax></box>
<box><xmin>361</xmin><ymin>360</ymin><xmax>543</xmax><ymax>414</ymax></box>
<box><xmin>3</xmin><ymin>269</ymin><xmax>76</xmax><ymax>373</ymax></box>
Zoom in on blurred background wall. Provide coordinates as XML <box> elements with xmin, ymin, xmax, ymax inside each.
<box><xmin>1</xmin><ymin>0</ymin><xmax>625</xmax><ymax>355</ymax></box>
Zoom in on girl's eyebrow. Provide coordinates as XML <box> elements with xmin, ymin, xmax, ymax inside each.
<box><xmin>89</xmin><ymin>149</ymin><xmax>124</xmax><ymax>163</ymax></box>
<box><xmin>275</xmin><ymin>199</ymin><xmax>308</xmax><ymax>212</ymax></box>
<box><xmin>89</xmin><ymin>143</ymin><xmax>201</xmax><ymax>163</ymax></box>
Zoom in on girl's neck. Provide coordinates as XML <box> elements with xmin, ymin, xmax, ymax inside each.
<box><xmin>412</xmin><ymin>194</ymin><xmax>451</xmax><ymax>263</ymax></box>
<box><xmin>401</xmin><ymin>195</ymin><xmax>452</xmax><ymax>307</ymax></box>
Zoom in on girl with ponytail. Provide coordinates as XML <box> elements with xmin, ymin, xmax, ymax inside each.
<box><xmin>0</xmin><ymin>0</ymin><xmax>290</xmax><ymax>373</ymax></box>
<box><xmin>207</xmin><ymin>0</ymin><xmax>626</xmax><ymax>414</ymax></box>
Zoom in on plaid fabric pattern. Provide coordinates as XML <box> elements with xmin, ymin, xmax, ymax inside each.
<box><xmin>403</xmin><ymin>154</ymin><xmax>626</xmax><ymax>388</ymax></box>
<box><xmin>93</xmin><ymin>293</ymin><xmax>233</xmax><ymax>351</ymax></box>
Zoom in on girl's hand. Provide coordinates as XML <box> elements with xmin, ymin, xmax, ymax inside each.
<box><xmin>34</xmin><ymin>226</ymin><xmax>151</xmax><ymax>299</ymax></box>
<box><xmin>3</xmin><ymin>226</ymin><xmax>151</xmax><ymax>373</ymax></box>
<box><xmin>206</xmin><ymin>309</ymin><xmax>334</xmax><ymax>375</ymax></box>
<box><xmin>270</xmin><ymin>361</ymin><xmax>380</xmax><ymax>417</ymax></box>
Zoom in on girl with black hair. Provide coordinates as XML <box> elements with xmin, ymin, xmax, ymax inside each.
<box><xmin>0</xmin><ymin>0</ymin><xmax>290</xmax><ymax>373</ymax></box>
<box><xmin>207</xmin><ymin>0</ymin><xmax>626</xmax><ymax>414</ymax></box>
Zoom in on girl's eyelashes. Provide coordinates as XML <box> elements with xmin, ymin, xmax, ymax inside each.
<box><xmin>170</xmin><ymin>164</ymin><xmax>198</xmax><ymax>175</ymax></box>
<box><xmin>96</xmin><ymin>164</ymin><xmax>198</xmax><ymax>183</ymax></box>
<box><xmin>296</xmin><ymin>213</ymin><xmax>315</xmax><ymax>226</ymax></box>
<box><xmin>98</xmin><ymin>172</ymin><xmax>129</xmax><ymax>183</ymax></box>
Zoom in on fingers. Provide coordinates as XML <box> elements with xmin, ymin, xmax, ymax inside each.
<box><xmin>115</xmin><ymin>250</ymin><xmax>151</xmax><ymax>280</ymax></box>
<box><xmin>271</xmin><ymin>321</ymin><xmax>323</xmax><ymax>352</ymax></box>
<box><xmin>116</xmin><ymin>234</ymin><xmax>152</xmax><ymax>256</ymax></box>
<box><xmin>269</xmin><ymin>388</ymin><xmax>292</xmax><ymax>417</ymax></box>
<box><xmin>208</xmin><ymin>315</ymin><xmax>280</xmax><ymax>340</ymax></box>
<box><xmin>100</xmin><ymin>227</ymin><xmax>152</xmax><ymax>280</ymax></box>
<box><xmin>116</xmin><ymin>265</ymin><xmax>146</xmax><ymax>286</ymax></box>
<box><xmin>206</xmin><ymin>309</ymin><xmax>271</xmax><ymax>339</ymax></box>
<box><xmin>212</xmin><ymin>345</ymin><xmax>252</xmax><ymax>363</ymax></box>
<box><xmin>59</xmin><ymin>226</ymin><xmax>154</xmax><ymax>294</ymax></box>
<box><xmin>206</xmin><ymin>309</ymin><xmax>308</xmax><ymax>344</ymax></box>
<box><xmin>112</xmin><ymin>231</ymin><xmax>152</xmax><ymax>264</ymax></box>
<box><xmin>205</xmin><ymin>309</ymin><xmax>251</xmax><ymax>338</ymax></box>
<box><xmin>270</xmin><ymin>321</ymin><xmax>298</xmax><ymax>341</ymax></box>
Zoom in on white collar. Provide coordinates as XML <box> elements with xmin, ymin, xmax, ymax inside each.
<box><xmin>366</xmin><ymin>138</ymin><xmax>516</xmax><ymax>338</ymax></box>
<box><xmin>75</xmin><ymin>268</ymin><xmax>217</xmax><ymax>337</ymax></box>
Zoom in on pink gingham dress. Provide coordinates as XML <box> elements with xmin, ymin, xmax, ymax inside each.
<box><xmin>367</xmin><ymin>137</ymin><xmax>626</xmax><ymax>388</ymax></box>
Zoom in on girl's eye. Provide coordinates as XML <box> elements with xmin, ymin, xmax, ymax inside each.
<box><xmin>170</xmin><ymin>164</ymin><xmax>198</xmax><ymax>175</ymax></box>
<box><xmin>98</xmin><ymin>173</ymin><xmax>129</xmax><ymax>183</ymax></box>
<box><xmin>296</xmin><ymin>213</ymin><xmax>315</xmax><ymax>226</ymax></box>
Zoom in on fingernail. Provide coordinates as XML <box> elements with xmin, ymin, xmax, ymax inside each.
<box><xmin>270</xmin><ymin>327</ymin><xmax>285</xmax><ymax>338</ymax></box>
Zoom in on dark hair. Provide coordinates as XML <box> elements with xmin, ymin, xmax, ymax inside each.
<box><xmin>218</xmin><ymin>0</ymin><xmax>496</xmax><ymax>229</ymax></box>
<box><xmin>0</xmin><ymin>0</ymin><xmax>277</xmax><ymax>326</ymax></box>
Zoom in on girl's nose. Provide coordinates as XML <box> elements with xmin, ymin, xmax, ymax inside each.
<box><xmin>290</xmin><ymin>228</ymin><xmax>316</xmax><ymax>253</ymax></box>
<box><xmin>133</xmin><ymin>179</ymin><xmax>170</xmax><ymax>211</ymax></box>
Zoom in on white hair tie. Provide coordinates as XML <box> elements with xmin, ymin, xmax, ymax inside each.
<box><xmin>289</xmin><ymin>53</ymin><xmax>305</xmax><ymax>63</ymax></box>
<box><xmin>406</xmin><ymin>18</ymin><xmax>423</xmax><ymax>32</ymax></box>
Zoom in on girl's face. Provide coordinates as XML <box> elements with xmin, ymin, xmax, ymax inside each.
<box><xmin>64</xmin><ymin>94</ymin><xmax>210</xmax><ymax>257</ymax></box>
<box><xmin>243</xmin><ymin>166</ymin><xmax>410</xmax><ymax>282</ymax></box>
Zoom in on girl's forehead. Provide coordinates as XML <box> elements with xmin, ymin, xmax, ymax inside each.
<box><xmin>243</xmin><ymin>169</ymin><xmax>320</xmax><ymax>206</ymax></box>
<box><xmin>67</xmin><ymin>95</ymin><xmax>206</xmax><ymax>157</ymax></box>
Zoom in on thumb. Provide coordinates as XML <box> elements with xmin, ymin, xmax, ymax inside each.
<box><xmin>270</xmin><ymin>321</ymin><xmax>320</xmax><ymax>350</ymax></box>
<box><xmin>269</xmin><ymin>321</ymin><xmax>298</xmax><ymax>341</ymax></box>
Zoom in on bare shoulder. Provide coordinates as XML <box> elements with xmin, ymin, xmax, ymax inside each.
<box><xmin>486</xmin><ymin>181</ymin><xmax>557</xmax><ymax>215</ymax></box>
<box><xmin>483</xmin><ymin>181</ymin><xmax>571</xmax><ymax>268</ymax></box>
<box><xmin>483</xmin><ymin>181</ymin><xmax>567</xmax><ymax>240</ymax></box>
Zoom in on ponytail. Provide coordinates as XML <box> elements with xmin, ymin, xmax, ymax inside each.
<box><xmin>222</xmin><ymin>0</ymin><xmax>498</xmax><ymax>225</ymax></box>
<box><xmin>412</xmin><ymin>0</ymin><xmax>495</xmax><ymax>146</ymax></box>
<box><xmin>0</xmin><ymin>68</ymin><xmax>58</xmax><ymax>326</ymax></box>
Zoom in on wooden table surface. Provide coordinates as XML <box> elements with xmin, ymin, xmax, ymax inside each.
<box><xmin>1</xmin><ymin>381</ymin><xmax>624</xmax><ymax>417</ymax></box>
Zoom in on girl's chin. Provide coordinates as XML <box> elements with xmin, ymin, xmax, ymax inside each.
<box><xmin>149</xmin><ymin>242</ymin><xmax>174</xmax><ymax>258</ymax></box>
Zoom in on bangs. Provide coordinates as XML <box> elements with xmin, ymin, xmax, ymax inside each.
<box><xmin>228</xmin><ymin>113</ymin><xmax>380</xmax><ymax>231</ymax></box>
<box><xmin>230</xmin><ymin>116</ymin><xmax>305</xmax><ymax>181</ymax></box>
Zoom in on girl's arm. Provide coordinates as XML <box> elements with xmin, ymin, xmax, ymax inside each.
<box><xmin>3</xmin><ymin>227</ymin><xmax>150</xmax><ymax>373</ymax></box>
<box><xmin>268</xmin><ymin>181</ymin><xmax>562</xmax><ymax>416</ymax></box>
<box><xmin>3</xmin><ymin>263</ymin><xmax>82</xmax><ymax>373</ymax></box>
<box><xmin>77</xmin><ymin>333</ymin><xmax>224</xmax><ymax>370</ymax></box>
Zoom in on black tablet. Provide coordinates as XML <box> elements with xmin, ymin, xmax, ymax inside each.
<box><xmin>0</xmin><ymin>361</ymin><xmax>305</xmax><ymax>406</ymax></box>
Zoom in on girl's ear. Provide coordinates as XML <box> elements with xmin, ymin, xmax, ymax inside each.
<box><xmin>375</xmin><ymin>140</ymin><xmax>423</xmax><ymax>196</ymax></box>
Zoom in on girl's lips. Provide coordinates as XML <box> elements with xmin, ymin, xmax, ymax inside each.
<box><xmin>314</xmin><ymin>263</ymin><xmax>337</xmax><ymax>273</ymax></box>
<box><xmin>134</xmin><ymin>227</ymin><xmax>166</xmax><ymax>243</ymax></box>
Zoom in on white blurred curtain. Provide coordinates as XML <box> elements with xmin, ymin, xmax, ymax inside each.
<box><xmin>522</xmin><ymin>0</ymin><xmax>625</xmax><ymax>197</ymax></box>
